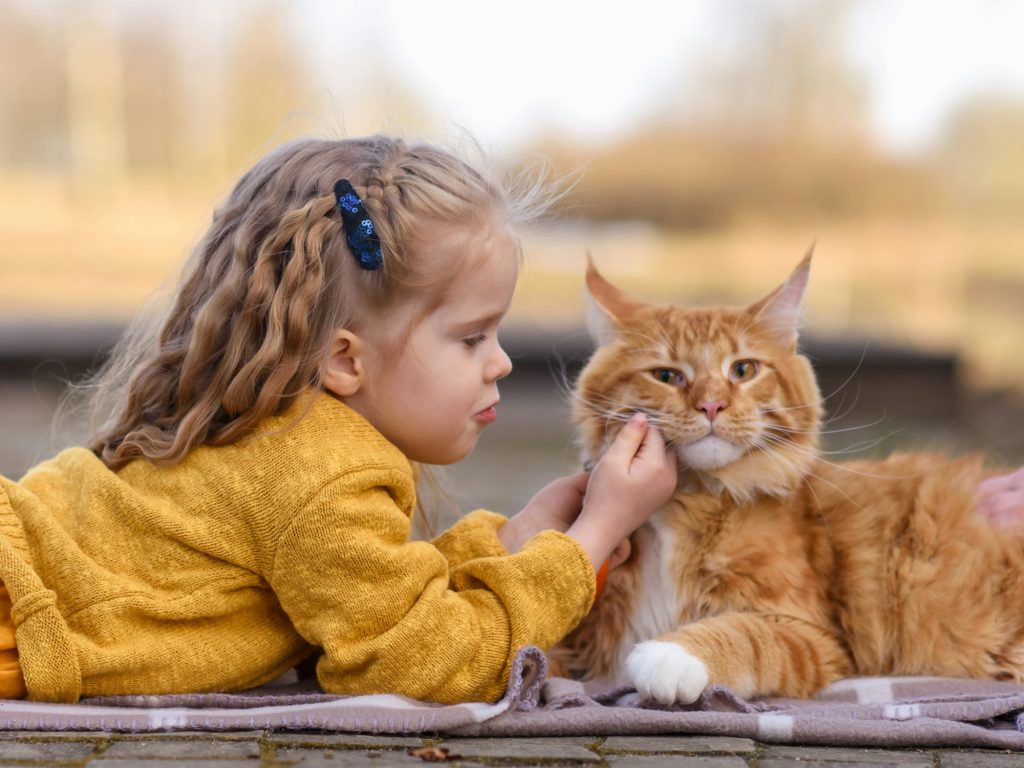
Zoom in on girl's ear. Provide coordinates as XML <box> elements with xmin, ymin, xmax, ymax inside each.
<box><xmin>321</xmin><ymin>330</ymin><xmax>366</xmax><ymax>397</ymax></box>
<box><xmin>745</xmin><ymin>247</ymin><xmax>813</xmax><ymax>350</ymax></box>
<box><xmin>585</xmin><ymin>254</ymin><xmax>643</xmax><ymax>346</ymax></box>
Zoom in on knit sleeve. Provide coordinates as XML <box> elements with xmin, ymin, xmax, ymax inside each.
<box><xmin>269</xmin><ymin>472</ymin><xmax>594</xmax><ymax>704</ymax></box>
<box><xmin>430</xmin><ymin>510</ymin><xmax>509</xmax><ymax>569</ymax></box>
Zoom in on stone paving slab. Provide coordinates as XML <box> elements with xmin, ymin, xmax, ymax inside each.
<box><xmin>762</xmin><ymin>745</ymin><xmax>934</xmax><ymax>765</ymax></box>
<box><xmin>0</xmin><ymin>738</ymin><xmax>98</xmax><ymax>762</ymax></box>
<box><xmin>274</xmin><ymin>746</ymin><xmax>425</xmax><ymax>766</ymax></box>
<box><xmin>760</xmin><ymin>759</ymin><xmax>927</xmax><ymax>768</ymax></box>
<box><xmin>86</xmin><ymin>760</ymin><xmax>257</xmax><ymax>768</ymax></box>
<box><xmin>601</xmin><ymin>736</ymin><xmax>757</xmax><ymax>755</ymax></box>
<box><xmin>939</xmin><ymin>753</ymin><xmax>1024</xmax><ymax>767</ymax></box>
<box><xmin>267</xmin><ymin>732</ymin><xmax>423</xmax><ymax>750</ymax></box>
<box><xmin>600</xmin><ymin>757</ymin><xmax>749</xmax><ymax>768</ymax></box>
<box><xmin>101</xmin><ymin>735</ymin><xmax>261</xmax><ymax>759</ymax></box>
<box><xmin>439</xmin><ymin>736</ymin><xmax>602</xmax><ymax>762</ymax></box>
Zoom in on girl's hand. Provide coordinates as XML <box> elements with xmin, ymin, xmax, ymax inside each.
<box><xmin>498</xmin><ymin>472</ymin><xmax>589</xmax><ymax>554</ymax></box>
<box><xmin>567</xmin><ymin>413</ymin><xmax>678</xmax><ymax>568</ymax></box>
<box><xmin>978</xmin><ymin>467</ymin><xmax>1024</xmax><ymax>527</ymax></box>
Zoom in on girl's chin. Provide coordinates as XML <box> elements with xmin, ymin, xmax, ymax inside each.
<box><xmin>410</xmin><ymin>437</ymin><xmax>479</xmax><ymax>466</ymax></box>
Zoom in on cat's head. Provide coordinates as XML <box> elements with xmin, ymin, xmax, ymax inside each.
<box><xmin>574</xmin><ymin>253</ymin><xmax>822</xmax><ymax>503</ymax></box>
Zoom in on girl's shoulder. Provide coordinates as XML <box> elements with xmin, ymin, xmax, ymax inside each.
<box><xmin>226</xmin><ymin>389</ymin><xmax>413</xmax><ymax>484</ymax></box>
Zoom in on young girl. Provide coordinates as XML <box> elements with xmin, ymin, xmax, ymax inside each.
<box><xmin>0</xmin><ymin>136</ymin><xmax>678</xmax><ymax>704</ymax></box>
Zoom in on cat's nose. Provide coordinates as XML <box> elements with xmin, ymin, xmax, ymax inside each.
<box><xmin>697</xmin><ymin>400</ymin><xmax>726</xmax><ymax>421</ymax></box>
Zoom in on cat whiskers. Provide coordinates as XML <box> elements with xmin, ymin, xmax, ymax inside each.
<box><xmin>756</xmin><ymin>429</ymin><xmax>923</xmax><ymax>481</ymax></box>
<box><xmin>580</xmin><ymin>391</ymin><xmax>675</xmax><ymax>427</ymax></box>
<box><xmin>749</xmin><ymin>434</ymin><xmax>837</xmax><ymax>535</ymax></box>
<box><xmin>806</xmin><ymin>345</ymin><xmax>873</xmax><ymax>424</ymax></box>
<box><xmin>766</xmin><ymin>426</ymin><xmax>895</xmax><ymax>457</ymax></box>
<box><xmin>762</xmin><ymin>412</ymin><xmax>893</xmax><ymax>440</ymax></box>
<box><xmin>590</xmin><ymin>404</ymin><xmax>675</xmax><ymax>435</ymax></box>
<box><xmin>760</xmin><ymin>397</ymin><xmax>903</xmax><ymax>448</ymax></box>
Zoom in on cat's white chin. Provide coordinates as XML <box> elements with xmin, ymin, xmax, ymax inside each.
<box><xmin>677</xmin><ymin>435</ymin><xmax>744</xmax><ymax>470</ymax></box>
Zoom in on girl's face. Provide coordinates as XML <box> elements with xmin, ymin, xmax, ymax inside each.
<box><xmin>340</xmin><ymin>217</ymin><xmax>518</xmax><ymax>464</ymax></box>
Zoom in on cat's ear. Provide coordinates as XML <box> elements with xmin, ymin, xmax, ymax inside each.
<box><xmin>745</xmin><ymin>248</ymin><xmax>813</xmax><ymax>350</ymax></box>
<box><xmin>585</xmin><ymin>254</ymin><xmax>643</xmax><ymax>345</ymax></box>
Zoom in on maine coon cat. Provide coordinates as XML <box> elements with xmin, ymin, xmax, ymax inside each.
<box><xmin>556</xmin><ymin>254</ymin><xmax>1024</xmax><ymax>706</ymax></box>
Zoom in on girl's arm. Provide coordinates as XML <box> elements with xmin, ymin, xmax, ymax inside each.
<box><xmin>269</xmin><ymin>472</ymin><xmax>595</xmax><ymax>704</ymax></box>
<box><xmin>428</xmin><ymin>473</ymin><xmax>589</xmax><ymax>571</ymax></box>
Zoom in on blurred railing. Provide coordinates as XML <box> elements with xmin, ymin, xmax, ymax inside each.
<box><xmin>0</xmin><ymin>320</ymin><xmax>960</xmax><ymax>417</ymax></box>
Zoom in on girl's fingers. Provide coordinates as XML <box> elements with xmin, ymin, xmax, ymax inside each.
<box><xmin>606</xmin><ymin>413</ymin><xmax>649</xmax><ymax>463</ymax></box>
<box><xmin>641</xmin><ymin>423</ymin><xmax>668</xmax><ymax>457</ymax></box>
<box><xmin>637</xmin><ymin>425</ymin><xmax>676</xmax><ymax>475</ymax></box>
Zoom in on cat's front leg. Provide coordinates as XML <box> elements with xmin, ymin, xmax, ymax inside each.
<box><xmin>625</xmin><ymin>612</ymin><xmax>852</xmax><ymax>704</ymax></box>
<box><xmin>626</xmin><ymin>640</ymin><xmax>709</xmax><ymax>705</ymax></box>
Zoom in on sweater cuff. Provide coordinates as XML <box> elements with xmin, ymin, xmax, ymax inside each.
<box><xmin>431</xmin><ymin>509</ymin><xmax>509</xmax><ymax>570</ymax></box>
<box><xmin>449</xmin><ymin>528</ymin><xmax>596</xmax><ymax>651</ymax></box>
<box><xmin>525</xmin><ymin>529</ymin><xmax>596</xmax><ymax>614</ymax></box>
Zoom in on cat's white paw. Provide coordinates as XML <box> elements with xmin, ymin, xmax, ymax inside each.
<box><xmin>625</xmin><ymin>641</ymin><xmax>709</xmax><ymax>706</ymax></box>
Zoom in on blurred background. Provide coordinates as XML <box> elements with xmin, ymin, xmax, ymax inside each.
<box><xmin>1</xmin><ymin>0</ymin><xmax>1023</xmax><ymax>519</ymax></box>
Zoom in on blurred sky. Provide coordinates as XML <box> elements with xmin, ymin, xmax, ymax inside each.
<box><xmin>12</xmin><ymin>0</ymin><xmax>1024</xmax><ymax>157</ymax></box>
<box><xmin>300</xmin><ymin>0</ymin><xmax>1022</xmax><ymax>154</ymax></box>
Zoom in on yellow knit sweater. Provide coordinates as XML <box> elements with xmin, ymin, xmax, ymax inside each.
<box><xmin>0</xmin><ymin>392</ymin><xmax>594</xmax><ymax>703</ymax></box>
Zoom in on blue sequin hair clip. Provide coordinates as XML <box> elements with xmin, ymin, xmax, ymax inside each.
<box><xmin>334</xmin><ymin>179</ymin><xmax>383</xmax><ymax>270</ymax></box>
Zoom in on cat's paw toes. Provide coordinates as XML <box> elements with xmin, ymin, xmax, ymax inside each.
<box><xmin>625</xmin><ymin>641</ymin><xmax>709</xmax><ymax>706</ymax></box>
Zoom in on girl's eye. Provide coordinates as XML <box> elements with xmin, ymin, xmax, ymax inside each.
<box><xmin>730</xmin><ymin>359</ymin><xmax>759</xmax><ymax>382</ymax></box>
<box><xmin>463</xmin><ymin>334</ymin><xmax>487</xmax><ymax>349</ymax></box>
<box><xmin>651</xmin><ymin>369</ymin><xmax>686</xmax><ymax>387</ymax></box>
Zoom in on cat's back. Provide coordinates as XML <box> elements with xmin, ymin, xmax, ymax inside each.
<box><xmin>805</xmin><ymin>451</ymin><xmax>1011</xmax><ymax>568</ymax></box>
<box><xmin>804</xmin><ymin>451</ymin><xmax>1024</xmax><ymax>678</ymax></box>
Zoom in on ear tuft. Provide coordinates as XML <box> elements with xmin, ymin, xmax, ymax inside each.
<box><xmin>584</xmin><ymin>254</ymin><xmax>642</xmax><ymax>346</ymax></box>
<box><xmin>745</xmin><ymin>247</ymin><xmax>813</xmax><ymax>350</ymax></box>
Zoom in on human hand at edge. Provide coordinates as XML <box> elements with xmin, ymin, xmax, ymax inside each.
<box><xmin>977</xmin><ymin>467</ymin><xmax>1024</xmax><ymax>527</ymax></box>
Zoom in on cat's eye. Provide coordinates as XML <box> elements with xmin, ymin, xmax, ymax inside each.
<box><xmin>730</xmin><ymin>359</ymin><xmax>759</xmax><ymax>382</ymax></box>
<box><xmin>651</xmin><ymin>369</ymin><xmax>686</xmax><ymax>387</ymax></box>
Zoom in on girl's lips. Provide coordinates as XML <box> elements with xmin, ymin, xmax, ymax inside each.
<box><xmin>474</xmin><ymin>405</ymin><xmax>498</xmax><ymax>424</ymax></box>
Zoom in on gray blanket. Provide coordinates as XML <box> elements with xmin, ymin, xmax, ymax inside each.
<box><xmin>1</xmin><ymin>647</ymin><xmax>1023</xmax><ymax>750</ymax></box>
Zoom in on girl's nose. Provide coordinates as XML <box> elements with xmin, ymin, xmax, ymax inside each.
<box><xmin>487</xmin><ymin>343</ymin><xmax>513</xmax><ymax>382</ymax></box>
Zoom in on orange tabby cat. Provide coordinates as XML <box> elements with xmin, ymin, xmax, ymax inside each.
<box><xmin>556</xmin><ymin>253</ymin><xmax>1024</xmax><ymax>705</ymax></box>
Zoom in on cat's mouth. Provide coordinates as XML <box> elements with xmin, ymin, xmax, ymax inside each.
<box><xmin>676</xmin><ymin>434</ymin><xmax>745</xmax><ymax>471</ymax></box>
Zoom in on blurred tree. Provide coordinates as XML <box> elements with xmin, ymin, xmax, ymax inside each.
<box><xmin>0</xmin><ymin>1</ymin><xmax>69</xmax><ymax>169</ymax></box>
<box><xmin>537</xmin><ymin>0</ymin><xmax>940</xmax><ymax>229</ymax></box>
<box><xmin>65</xmin><ymin>0</ymin><xmax>128</xmax><ymax>189</ymax></box>
<box><xmin>224</xmin><ymin>0</ymin><xmax>318</xmax><ymax>172</ymax></box>
<box><xmin>121</xmin><ymin>16</ymin><xmax>183</xmax><ymax>174</ymax></box>
<box><xmin>168</xmin><ymin>2</ymin><xmax>229</xmax><ymax>186</ymax></box>
<box><xmin>939</xmin><ymin>94</ymin><xmax>1024</xmax><ymax>217</ymax></box>
<box><xmin>694</xmin><ymin>0</ymin><xmax>868</xmax><ymax>147</ymax></box>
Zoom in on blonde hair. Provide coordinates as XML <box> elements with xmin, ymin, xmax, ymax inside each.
<box><xmin>81</xmin><ymin>135</ymin><xmax>550</xmax><ymax>471</ymax></box>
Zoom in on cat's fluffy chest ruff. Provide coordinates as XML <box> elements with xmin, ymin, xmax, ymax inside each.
<box><xmin>599</xmin><ymin>510</ymin><xmax>682</xmax><ymax>688</ymax></box>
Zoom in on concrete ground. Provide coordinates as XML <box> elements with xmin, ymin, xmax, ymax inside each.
<box><xmin>1</xmin><ymin>731</ymin><xmax>1023</xmax><ymax>767</ymax></box>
